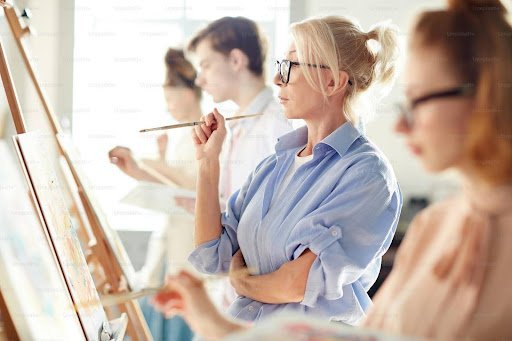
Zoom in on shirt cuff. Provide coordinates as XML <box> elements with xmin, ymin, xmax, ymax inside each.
<box><xmin>309</xmin><ymin>225</ymin><xmax>343</xmax><ymax>254</ymax></box>
<box><xmin>187</xmin><ymin>237</ymin><xmax>233</xmax><ymax>274</ymax></box>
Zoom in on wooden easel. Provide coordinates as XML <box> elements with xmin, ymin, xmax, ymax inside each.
<box><xmin>0</xmin><ymin>290</ymin><xmax>18</xmax><ymax>341</ymax></box>
<box><xmin>0</xmin><ymin>32</ymin><xmax>128</xmax><ymax>340</ymax></box>
<box><xmin>0</xmin><ymin>4</ymin><xmax>150</xmax><ymax>340</ymax></box>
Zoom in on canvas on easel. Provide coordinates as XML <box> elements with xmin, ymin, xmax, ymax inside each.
<box><xmin>0</xmin><ymin>141</ymin><xmax>85</xmax><ymax>340</ymax></box>
<box><xmin>12</xmin><ymin>133</ymin><xmax>110</xmax><ymax>340</ymax></box>
<box><xmin>57</xmin><ymin>135</ymin><xmax>137</xmax><ymax>287</ymax></box>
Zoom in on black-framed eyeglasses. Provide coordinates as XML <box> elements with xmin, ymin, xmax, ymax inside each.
<box><xmin>396</xmin><ymin>84</ymin><xmax>475</xmax><ymax>128</ymax></box>
<box><xmin>275</xmin><ymin>59</ymin><xmax>353</xmax><ymax>86</ymax></box>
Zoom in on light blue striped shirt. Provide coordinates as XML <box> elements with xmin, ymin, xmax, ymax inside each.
<box><xmin>189</xmin><ymin>122</ymin><xmax>402</xmax><ymax>325</ymax></box>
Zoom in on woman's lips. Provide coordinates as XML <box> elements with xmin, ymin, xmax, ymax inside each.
<box><xmin>278</xmin><ymin>96</ymin><xmax>288</xmax><ymax>104</ymax></box>
<box><xmin>408</xmin><ymin>143</ymin><xmax>422</xmax><ymax>155</ymax></box>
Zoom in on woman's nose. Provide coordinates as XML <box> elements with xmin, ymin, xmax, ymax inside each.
<box><xmin>195</xmin><ymin>72</ymin><xmax>205</xmax><ymax>87</ymax></box>
<box><xmin>273</xmin><ymin>72</ymin><xmax>283</xmax><ymax>87</ymax></box>
<box><xmin>394</xmin><ymin>115</ymin><xmax>411</xmax><ymax>135</ymax></box>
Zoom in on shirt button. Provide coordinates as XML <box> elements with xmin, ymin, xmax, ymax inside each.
<box><xmin>247</xmin><ymin>305</ymin><xmax>254</xmax><ymax>312</ymax></box>
<box><xmin>331</xmin><ymin>230</ymin><xmax>338</xmax><ymax>236</ymax></box>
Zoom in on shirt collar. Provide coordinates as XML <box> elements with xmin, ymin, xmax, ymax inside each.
<box><xmin>241</xmin><ymin>86</ymin><xmax>274</xmax><ymax>115</ymax></box>
<box><xmin>275</xmin><ymin>121</ymin><xmax>361</xmax><ymax>157</ymax></box>
<box><xmin>229</xmin><ymin>87</ymin><xmax>274</xmax><ymax>129</ymax></box>
<box><xmin>322</xmin><ymin>121</ymin><xmax>362</xmax><ymax>156</ymax></box>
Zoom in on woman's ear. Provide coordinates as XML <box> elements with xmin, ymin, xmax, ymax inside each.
<box><xmin>326</xmin><ymin>70</ymin><xmax>350</xmax><ymax>96</ymax></box>
<box><xmin>229</xmin><ymin>48</ymin><xmax>249</xmax><ymax>72</ymax></box>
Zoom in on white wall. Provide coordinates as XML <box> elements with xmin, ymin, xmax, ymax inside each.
<box><xmin>0</xmin><ymin>0</ymin><xmax>74</xmax><ymax>137</ymax></box>
<box><xmin>290</xmin><ymin>0</ymin><xmax>461</xmax><ymax>202</ymax></box>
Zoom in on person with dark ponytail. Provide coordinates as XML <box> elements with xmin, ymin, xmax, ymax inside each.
<box><xmin>365</xmin><ymin>0</ymin><xmax>512</xmax><ymax>338</ymax></box>
<box><xmin>109</xmin><ymin>48</ymin><xmax>202</xmax><ymax>189</ymax></box>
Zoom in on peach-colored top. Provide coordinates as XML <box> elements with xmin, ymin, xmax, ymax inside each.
<box><xmin>364</xmin><ymin>183</ymin><xmax>512</xmax><ymax>339</ymax></box>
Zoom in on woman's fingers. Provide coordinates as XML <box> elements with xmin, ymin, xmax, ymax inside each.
<box><xmin>109</xmin><ymin>146</ymin><xmax>127</xmax><ymax>163</ymax></box>
<box><xmin>108</xmin><ymin>146</ymin><xmax>121</xmax><ymax>158</ymax></box>
<box><xmin>177</xmin><ymin>270</ymin><xmax>203</xmax><ymax>288</ymax></box>
<box><xmin>152</xmin><ymin>292</ymin><xmax>181</xmax><ymax>313</ymax></box>
<box><xmin>200</xmin><ymin>122</ymin><xmax>213</xmax><ymax>139</ymax></box>
<box><xmin>153</xmin><ymin>296</ymin><xmax>184</xmax><ymax>318</ymax></box>
<box><xmin>162</xmin><ymin>299</ymin><xmax>185</xmax><ymax>314</ymax></box>
<box><xmin>193</xmin><ymin>112</ymin><xmax>217</xmax><ymax>144</ymax></box>
<box><xmin>204</xmin><ymin>111</ymin><xmax>217</xmax><ymax>127</ymax></box>
<box><xmin>191</xmin><ymin>109</ymin><xmax>227</xmax><ymax>161</ymax></box>
<box><xmin>231</xmin><ymin>249</ymin><xmax>245</xmax><ymax>268</ymax></box>
<box><xmin>191</xmin><ymin>128</ymin><xmax>201</xmax><ymax>145</ymax></box>
<box><xmin>194</xmin><ymin>124</ymin><xmax>208</xmax><ymax>143</ymax></box>
<box><xmin>212</xmin><ymin>108</ymin><xmax>226</xmax><ymax>132</ymax></box>
<box><xmin>165</xmin><ymin>308</ymin><xmax>184</xmax><ymax>319</ymax></box>
<box><xmin>108</xmin><ymin>146</ymin><xmax>136</xmax><ymax>171</ymax></box>
<box><xmin>202</xmin><ymin>111</ymin><xmax>220</xmax><ymax>138</ymax></box>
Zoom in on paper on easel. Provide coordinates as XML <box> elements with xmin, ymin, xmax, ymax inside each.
<box><xmin>120</xmin><ymin>181</ymin><xmax>196</xmax><ymax>215</ymax></box>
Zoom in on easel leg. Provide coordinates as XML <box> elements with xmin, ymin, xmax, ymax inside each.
<box><xmin>119</xmin><ymin>301</ymin><xmax>153</xmax><ymax>341</ymax></box>
<box><xmin>0</xmin><ymin>289</ymin><xmax>20</xmax><ymax>341</ymax></box>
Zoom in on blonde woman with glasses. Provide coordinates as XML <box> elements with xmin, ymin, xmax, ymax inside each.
<box><xmin>155</xmin><ymin>14</ymin><xmax>402</xmax><ymax>331</ymax></box>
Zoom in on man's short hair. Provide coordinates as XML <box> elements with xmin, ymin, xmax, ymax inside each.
<box><xmin>188</xmin><ymin>16</ymin><xmax>267</xmax><ymax>77</ymax></box>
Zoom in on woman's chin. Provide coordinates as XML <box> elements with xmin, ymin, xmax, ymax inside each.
<box><xmin>282</xmin><ymin>109</ymin><xmax>302</xmax><ymax>120</ymax></box>
<box><xmin>420</xmin><ymin>157</ymin><xmax>451</xmax><ymax>174</ymax></box>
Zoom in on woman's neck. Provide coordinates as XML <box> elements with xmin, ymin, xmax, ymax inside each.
<box><xmin>185</xmin><ymin>103</ymin><xmax>203</xmax><ymax>122</ymax></box>
<box><xmin>459</xmin><ymin>168</ymin><xmax>512</xmax><ymax>215</ymax></box>
<box><xmin>300</xmin><ymin>108</ymin><xmax>348</xmax><ymax>157</ymax></box>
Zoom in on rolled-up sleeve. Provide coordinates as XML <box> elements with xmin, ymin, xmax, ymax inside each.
<box><xmin>286</xmin><ymin>161</ymin><xmax>402</xmax><ymax>308</ymax></box>
<box><xmin>188</xmin><ymin>160</ymin><xmax>266</xmax><ymax>274</ymax></box>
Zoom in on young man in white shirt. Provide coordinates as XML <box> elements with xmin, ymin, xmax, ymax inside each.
<box><xmin>186</xmin><ymin>16</ymin><xmax>292</xmax><ymax>205</ymax></box>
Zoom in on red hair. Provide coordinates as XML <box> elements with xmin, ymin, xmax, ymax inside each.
<box><xmin>412</xmin><ymin>0</ymin><xmax>512</xmax><ymax>184</ymax></box>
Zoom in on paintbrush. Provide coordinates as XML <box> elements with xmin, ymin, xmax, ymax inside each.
<box><xmin>139</xmin><ymin>113</ymin><xmax>262</xmax><ymax>133</ymax></box>
<box><xmin>100</xmin><ymin>267</ymin><xmax>257</xmax><ymax>306</ymax></box>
